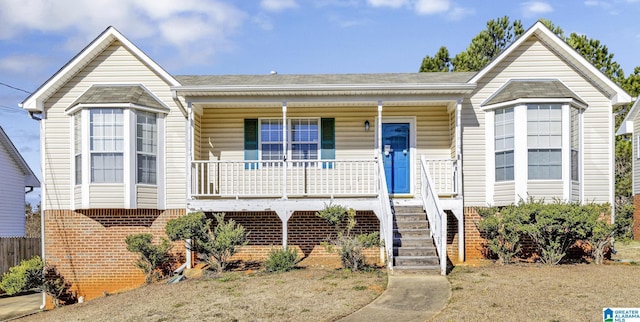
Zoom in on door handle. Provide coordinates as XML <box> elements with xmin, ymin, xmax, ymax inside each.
<box><xmin>403</xmin><ymin>149</ymin><xmax>407</xmax><ymax>155</ymax></box>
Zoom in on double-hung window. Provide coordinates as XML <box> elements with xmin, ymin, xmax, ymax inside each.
<box><xmin>527</xmin><ymin>104</ymin><xmax>562</xmax><ymax>180</ymax></box>
<box><xmin>137</xmin><ymin>111</ymin><xmax>157</xmax><ymax>184</ymax></box>
<box><xmin>74</xmin><ymin>113</ymin><xmax>82</xmax><ymax>185</ymax></box>
<box><xmin>259</xmin><ymin>118</ymin><xmax>320</xmax><ymax>163</ymax></box>
<box><xmin>90</xmin><ymin>109</ymin><xmax>124</xmax><ymax>183</ymax></box>
<box><xmin>495</xmin><ymin>107</ymin><xmax>514</xmax><ymax>181</ymax></box>
<box><xmin>570</xmin><ymin>107</ymin><xmax>580</xmax><ymax>181</ymax></box>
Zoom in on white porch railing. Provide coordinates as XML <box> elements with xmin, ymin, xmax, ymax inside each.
<box><xmin>421</xmin><ymin>156</ymin><xmax>447</xmax><ymax>275</ymax></box>
<box><xmin>423</xmin><ymin>159</ymin><xmax>458</xmax><ymax>196</ymax></box>
<box><xmin>191</xmin><ymin>159</ymin><xmax>379</xmax><ymax>198</ymax></box>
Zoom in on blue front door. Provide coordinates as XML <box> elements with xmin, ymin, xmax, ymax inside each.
<box><xmin>382</xmin><ymin>123</ymin><xmax>410</xmax><ymax>194</ymax></box>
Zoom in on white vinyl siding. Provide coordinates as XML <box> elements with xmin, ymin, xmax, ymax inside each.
<box><xmin>89</xmin><ymin>185</ymin><xmax>125</xmax><ymax>208</ymax></box>
<box><xmin>527</xmin><ymin>182</ymin><xmax>564</xmax><ymax>201</ymax></box>
<box><xmin>43</xmin><ymin>40</ymin><xmax>182</xmax><ymax>210</ymax></box>
<box><xmin>137</xmin><ymin>185</ymin><xmax>158</xmax><ymax>209</ymax></box>
<box><xmin>494</xmin><ymin>182</ymin><xmax>515</xmax><ymax>205</ymax></box>
<box><xmin>0</xmin><ymin>141</ymin><xmax>26</xmax><ymax>237</ymax></box>
<box><xmin>469</xmin><ymin>35</ymin><xmax>612</xmax><ymax>205</ymax></box>
<box><xmin>634</xmin><ymin>113</ymin><xmax>640</xmax><ymax>195</ymax></box>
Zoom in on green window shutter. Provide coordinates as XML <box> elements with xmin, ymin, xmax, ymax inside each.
<box><xmin>244</xmin><ymin>119</ymin><xmax>258</xmax><ymax>169</ymax></box>
<box><xmin>321</xmin><ymin>118</ymin><xmax>335</xmax><ymax>168</ymax></box>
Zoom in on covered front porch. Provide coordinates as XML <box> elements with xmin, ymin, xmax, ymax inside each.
<box><xmin>173</xmin><ymin>74</ymin><xmax>472</xmax><ymax>273</ymax></box>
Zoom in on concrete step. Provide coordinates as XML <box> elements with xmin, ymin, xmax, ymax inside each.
<box><xmin>393</xmin><ymin>237</ymin><xmax>433</xmax><ymax>247</ymax></box>
<box><xmin>393</xmin><ymin>206</ymin><xmax>425</xmax><ymax>214</ymax></box>
<box><xmin>392</xmin><ymin>266</ymin><xmax>441</xmax><ymax>275</ymax></box>
<box><xmin>393</xmin><ymin>228</ymin><xmax>430</xmax><ymax>238</ymax></box>
<box><xmin>393</xmin><ymin>213</ymin><xmax>427</xmax><ymax>222</ymax></box>
<box><xmin>393</xmin><ymin>246</ymin><xmax>437</xmax><ymax>257</ymax></box>
<box><xmin>394</xmin><ymin>255</ymin><xmax>440</xmax><ymax>267</ymax></box>
<box><xmin>393</xmin><ymin>220</ymin><xmax>429</xmax><ymax>229</ymax></box>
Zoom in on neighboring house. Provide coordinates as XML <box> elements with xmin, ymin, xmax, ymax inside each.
<box><xmin>616</xmin><ymin>98</ymin><xmax>640</xmax><ymax>239</ymax></box>
<box><xmin>20</xmin><ymin>21</ymin><xmax>630</xmax><ymax>301</ymax></box>
<box><xmin>0</xmin><ymin>126</ymin><xmax>40</xmax><ymax>237</ymax></box>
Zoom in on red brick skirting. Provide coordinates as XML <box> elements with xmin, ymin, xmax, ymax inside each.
<box><xmin>44</xmin><ymin>209</ymin><xmax>186</xmax><ymax>302</ymax></box>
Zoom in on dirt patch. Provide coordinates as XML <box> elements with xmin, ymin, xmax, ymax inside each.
<box><xmin>433</xmin><ymin>243</ymin><xmax>640</xmax><ymax>322</ymax></box>
<box><xmin>17</xmin><ymin>267</ymin><xmax>386</xmax><ymax>322</ymax></box>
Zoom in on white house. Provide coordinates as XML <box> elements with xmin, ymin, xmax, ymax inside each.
<box><xmin>20</xmin><ymin>21</ymin><xmax>630</xmax><ymax>301</ymax></box>
<box><xmin>0</xmin><ymin>126</ymin><xmax>40</xmax><ymax>237</ymax></box>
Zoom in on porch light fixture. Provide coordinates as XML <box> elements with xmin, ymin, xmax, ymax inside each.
<box><xmin>364</xmin><ymin>120</ymin><xmax>370</xmax><ymax>132</ymax></box>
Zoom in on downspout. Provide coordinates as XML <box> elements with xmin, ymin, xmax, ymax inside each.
<box><xmin>28</xmin><ymin>110</ymin><xmax>46</xmax><ymax>310</ymax></box>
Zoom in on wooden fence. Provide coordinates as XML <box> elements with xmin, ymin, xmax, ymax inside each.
<box><xmin>0</xmin><ymin>237</ymin><xmax>41</xmax><ymax>275</ymax></box>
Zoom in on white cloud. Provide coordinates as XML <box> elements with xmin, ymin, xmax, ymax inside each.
<box><xmin>0</xmin><ymin>0</ymin><xmax>247</xmax><ymax>65</ymax></box>
<box><xmin>415</xmin><ymin>0</ymin><xmax>450</xmax><ymax>14</ymax></box>
<box><xmin>366</xmin><ymin>0</ymin><xmax>410</xmax><ymax>8</ymax></box>
<box><xmin>0</xmin><ymin>55</ymin><xmax>49</xmax><ymax>76</ymax></box>
<box><xmin>253</xmin><ymin>13</ymin><xmax>275</xmax><ymax>31</ymax></box>
<box><xmin>446</xmin><ymin>6</ymin><xmax>475</xmax><ymax>20</ymax></box>
<box><xmin>260</xmin><ymin>0</ymin><xmax>298</xmax><ymax>12</ymax></box>
<box><xmin>521</xmin><ymin>1</ymin><xmax>553</xmax><ymax>18</ymax></box>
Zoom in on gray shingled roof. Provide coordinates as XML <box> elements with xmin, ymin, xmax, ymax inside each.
<box><xmin>174</xmin><ymin>72</ymin><xmax>476</xmax><ymax>86</ymax></box>
<box><xmin>71</xmin><ymin>85</ymin><xmax>165</xmax><ymax>109</ymax></box>
<box><xmin>483</xmin><ymin>80</ymin><xmax>586</xmax><ymax>106</ymax></box>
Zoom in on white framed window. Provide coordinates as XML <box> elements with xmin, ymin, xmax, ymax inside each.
<box><xmin>260</xmin><ymin>119</ymin><xmax>284</xmax><ymax>161</ymax></box>
<box><xmin>259</xmin><ymin>118</ymin><xmax>320</xmax><ymax>162</ymax></box>
<box><xmin>136</xmin><ymin>111</ymin><xmax>157</xmax><ymax>184</ymax></box>
<box><xmin>527</xmin><ymin>104</ymin><xmax>562</xmax><ymax>180</ymax></box>
<box><xmin>74</xmin><ymin>113</ymin><xmax>82</xmax><ymax>185</ymax></box>
<box><xmin>570</xmin><ymin>107</ymin><xmax>580</xmax><ymax>181</ymax></box>
<box><xmin>495</xmin><ymin>107</ymin><xmax>514</xmax><ymax>181</ymax></box>
<box><xmin>90</xmin><ymin>109</ymin><xmax>124</xmax><ymax>183</ymax></box>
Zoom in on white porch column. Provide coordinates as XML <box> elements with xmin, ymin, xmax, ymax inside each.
<box><xmin>186</xmin><ymin>101</ymin><xmax>193</xmax><ymax>269</ymax></box>
<box><xmin>282</xmin><ymin>101</ymin><xmax>288</xmax><ymax>200</ymax></box>
<box><xmin>455</xmin><ymin>99</ymin><xmax>464</xmax><ymax>263</ymax></box>
<box><xmin>186</xmin><ymin>101</ymin><xmax>193</xmax><ymax>200</ymax></box>
<box><xmin>377</xmin><ymin>100</ymin><xmax>383</xmax><ymax>157</ymax></box>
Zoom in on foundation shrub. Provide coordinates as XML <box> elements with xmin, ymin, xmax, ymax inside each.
<box><xmin>316</xmin><ymin>203</ymin><xmax>381</xmax><ymax>272</ymax></box>
<box><xmin>264</xmin><ymin>247</ymin><xmax>299</xmax><ymax>273</ymax></box>
<box><xmin>124</xmin><ymin>233</ymin><xmax>173</xmax><ymax>284</ymax></box>
<box><xmin>0</xmin><ymin>256</ymin><xmax>43</xmax><ymax>295</ymax></box>
<box><xmin>479</xmin><ymin>198</ymin><xmax>620</xmax><ymax>265</ymax></box>
<box><xmin>166</xmin><ymin>212</ymin><xmax>249</xmax><ymax>272</ymax></box>
<box><xmin>477</xmin><ymin>205</ymin><xmax>527</xmax><ymax>265</ymax></box>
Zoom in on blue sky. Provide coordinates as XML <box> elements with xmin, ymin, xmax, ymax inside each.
<box><xmin>1</xmin><ymin>0</ymin><xmax>639</xmax><ymax>204</ymax></box>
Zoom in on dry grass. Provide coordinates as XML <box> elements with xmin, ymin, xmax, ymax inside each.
<box><xmin>432</xmin><ymin>241</ymin><xmax>640</xmax><ymax>322</ymax></box>
<box><xmin>18</xmin><ymin>267</ymin><xmax>386</xmax><ymax>322</ymax></box>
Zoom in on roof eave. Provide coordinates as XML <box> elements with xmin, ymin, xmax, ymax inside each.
<box><xmin>172</xmin><ymin>83</ymin><xmax>476</xmax><ymax>94</ymax></box>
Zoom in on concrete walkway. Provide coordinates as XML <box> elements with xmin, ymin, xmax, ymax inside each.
<box><xmin>0</xmin><ymin>292</ymin><xmax>42</xmax><ymax>321</ymax></box>
<box><xmin>340</xmin><ymin>275</ymin><xmax>450</xmax><ymax>322</ymax></box>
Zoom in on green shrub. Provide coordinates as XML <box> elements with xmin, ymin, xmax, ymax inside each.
<box><xmin>316</xmin><ymin>204</ymin><xmax>382</xmax><ymax>271</ymax></box>
<box><xmin>0</xmin><ymin>256</ymin><xmax>43</xmax><ymax>295</ymax></box>
<box><xmin>125</xmin><ymin>233</ymin><xmax>173</xmax><ymax>284</ymax></box>
<box><xmin>477</xmin><ymin>204</ymin><xmax>528</xmax><ymax>265</ymax></box>
<box><xmin>264</xmin><ymin>247</ymin><xmax>299</xmax><ymax>273</ymax></box>
<box><xmin>166</xmin><ymin>212</ymin><xmax>249</xmax><ymax>272</ymax></box>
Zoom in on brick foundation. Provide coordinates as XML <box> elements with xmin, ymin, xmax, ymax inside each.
<box><xmin>220</xmin><ymin>211</ymin><xmax>283</xmax><ymax>261</ymax></box>
<box><xmin>287</xmin><ymin>211</ymin><xmax>381</xmax><ymax>262</ymax></box>
<box><xmin>463</xmin><ymin>207</ymin><xmax>487</xmax><ymax>262</ymax></box>
<box><xmin>445</xmin><ymin>211</ymin><xmax>461</xmax><ymax>265</ymax></box>
<box><xmin>44</xmin><ymin>209</ymin><xmax>186</xmax><ymax>302</ymax></box>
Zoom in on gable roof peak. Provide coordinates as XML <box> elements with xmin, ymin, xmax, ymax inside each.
<box><xmin>20</xmin><ymin>25</ymin><xmax>179</xmax><ymax>112</ymax></box>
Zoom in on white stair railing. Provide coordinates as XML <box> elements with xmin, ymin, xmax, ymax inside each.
<box><xmin>420</xmin><ymin>156</ymin><xmax>447</xmax><ymax>275</ymax></box>
<box><xmin>376</xmin><ymin>158</ymin><xmax>393</xmax><ymax>268</ymax></box>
